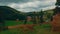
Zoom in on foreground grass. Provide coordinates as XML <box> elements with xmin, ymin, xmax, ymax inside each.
<box><xmin>0</xmin><ymin>21</ymin><xmax>60</xmax><ymax>34</ymax></box>
<box><xmin>0</xmin><ymin>24</ymin><xmax>60</xmax><ymax>34</ymax></box>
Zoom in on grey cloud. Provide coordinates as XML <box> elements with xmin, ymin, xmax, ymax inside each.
<box><xmin>0</xmin><ymin>0</ymin><xmax>56</xmax><ymax>12</ymax></box>
<box><xmin>0</xmin><ymin>0</ymin><xmax>36</xmax><ymax>3</ymax></box>
<box><xmin>0</xmin><ymin>0</ymin><xmax>54</xmax><ymax>3</ymax></box>
<box><xmin>0</xmin><ymin>0</ymin><xmax>20</xmax><ymax>3</ymax></box>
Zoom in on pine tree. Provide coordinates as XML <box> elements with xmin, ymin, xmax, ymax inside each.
<box><xmin>32</xmin><ymin>12</ymin><xmax>36</xmax><ymax>24</ymax></box>
<box><xmin>55</xmin><ymin>0</ymin><xmax>60</xmax><ymax>6</ymax></box>
<box><xmin>39</xmin><ymin>10</ymin><xmax>44</xmax><ymax>24</ymax></box>
<box><xmin>54</xmin><ymin>0</ymin><xmax>60</xmax><ymax>15</ymax></box>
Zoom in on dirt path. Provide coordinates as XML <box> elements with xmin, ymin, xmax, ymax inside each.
<box><xmin>8</xmin><ymin>24</ymin><xmax>21</xmax><ymax>29</ymax></box>
<box><xmin>8</xmin><ymin>24</ymin><xmax>37</xmax><ymax>29</ymax></box>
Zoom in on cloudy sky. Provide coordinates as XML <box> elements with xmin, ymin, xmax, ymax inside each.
<box><xmin>0</xmin><ymin>0</ymin><xmax>56</xmax><ymax>12</ymax></box>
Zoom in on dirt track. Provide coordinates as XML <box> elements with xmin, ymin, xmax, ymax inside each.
<box><xmin>8</xmin><ymin>24</ymin><xmax>37</xmax><ymax>30</ymax></box>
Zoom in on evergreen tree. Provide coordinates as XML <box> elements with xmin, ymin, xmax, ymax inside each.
<box><xmin>32</xmin><ymin>12</ymin><xmax>36</xmax><ymax>24</ymax></box>
<box><xmin>39</xmin><ymin>10</ymin><xmax>44</xmax><ymax>24</ymax></box>
<box><xmin>55</xmin><ymin>0</ymin><xmax>60</xmax><ymax>6</ymax></box>
<box><xmin>54</xmin><ymin>0</ymin><xmax>60</xmax><ymax>15</ymax></box>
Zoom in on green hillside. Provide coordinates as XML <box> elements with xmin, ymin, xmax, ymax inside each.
<box><xmin>0</xmin><ymin>6</ymin><xmax>25</xmax><ymax>20</ymax></box>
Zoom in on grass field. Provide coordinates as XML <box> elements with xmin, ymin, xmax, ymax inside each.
<box><xmin>0</xmin><ymin>20</ymin><xmax>60</xmax><ymax>34</ymax></box>
<box><xmin>5</xmin><ymin>20</ymin><xmax>33</xmax><ymax>26</ymax></box>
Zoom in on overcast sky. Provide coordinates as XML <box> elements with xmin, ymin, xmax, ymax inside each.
<box><xmin>0</xmin><ymin>0</ymin><xmax>56</xmax><ymax>12</ymax></box>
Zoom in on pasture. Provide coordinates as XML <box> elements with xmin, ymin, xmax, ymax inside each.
<box><xmin>0</xmin><ymin>20</ymin><xmax>60</xmax><ymax>34</ymax></box>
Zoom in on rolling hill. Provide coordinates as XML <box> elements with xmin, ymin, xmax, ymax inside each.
<box><xmin>0</xmin><ymin>6</ymin><xmax>25</xmax><ymax>20</ymax></box>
